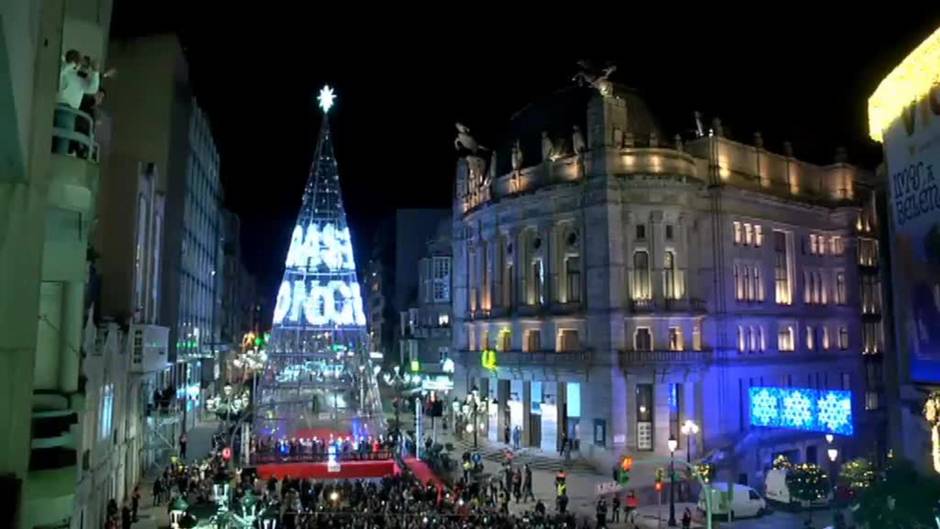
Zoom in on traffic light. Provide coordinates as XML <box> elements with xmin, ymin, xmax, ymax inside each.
<box><xmin>617</xmin><ymin>456</ymin><xmax>633</xmax><ymax>484</ymax></box>
<box><xmin>655</xmin><ymin>467</ymin><xmax>665</xmax><ymax>492</ymax></box>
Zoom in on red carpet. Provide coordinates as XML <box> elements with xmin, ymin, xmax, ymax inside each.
<box><xmin>256</xmin><ymin>459</ymin><xmax>399</xmax><ymax>480</ymax></box>
<box><xmin>402</xmin><ymin>457</ymin><xmax>444</xmax><ymax>488</ymax></box>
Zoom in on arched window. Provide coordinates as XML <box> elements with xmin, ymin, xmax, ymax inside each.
<box><xmin>664</xmin><ymin>251</ymin><xmax>677</xmax><ymax>300</ymax></box>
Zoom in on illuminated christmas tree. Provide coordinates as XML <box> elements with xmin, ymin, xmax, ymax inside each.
<box><xmin>255</xmin><ymin>86</ymin><xmax>375</xmax><ymax>443</ymax></box>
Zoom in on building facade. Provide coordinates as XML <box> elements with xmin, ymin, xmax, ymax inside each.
<box><xmin>452</xmin><ymin>84</ymin><xmax>879</xmax><ymax>484</ymax></box>
<box><xmin>0</xmin><ymin>2</ymin><xmax>113</xmax><ymax>528</ymax></box>
<box><xmin>108</xmin><ymin>34</ymin><xmax>224</xmax><ymax>431</ymax></box>
<box><xmin>399</xmin><ymin>217</ymin><xmax>453</xmax><ymax>375</ymax></box>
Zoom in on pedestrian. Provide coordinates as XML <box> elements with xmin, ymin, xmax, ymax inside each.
<box><xmin>179</xmin><ymin>432</ymin><xmax>188</xmax><ymax>460</ymax></box>
<box><xmin>557</xmin><ymin>492</ymin><xmax>569</xmax><ymax>514</ymax></box>
<box><xmin>595</xmin><ymin>497</ymin><xmax>607</xmax><ymax>529</ymax></box>
<box><xmin>152</xmin><ymin>476</ymin><xmax>162</xmax><ymax>506</ymax></box>
<box><xmin>131</xmin><ymin>484</ymin><xmax>141</xmax><ymax>521</ymax></box>
<box><xmin>560</xmin><ymin>432</ymin><xmax>568</xmax><ymax>457</ymax></box>
<box><xmin>120</xmin><ymin>501</ymin><xmax>132</xmax><ymax>529</ymax></box>
<box><xmin>682</xmin><ymin>507</ymin><xmax>692</xmax><ymax>529</ymax></box>
<box><xmin>612</xmin><ymin>494</ymin><xmax>621</xmax><ymax>523</ymax></box>
<box><xmin>512</xmin><ymin>468</ymin><xmax>522</xmax><ymax>504</ymax></box>
<box><xmin>625</xmin><ymin>489</ymin><xmax>638</xmax><ymax>515</ymax></box>
<box><xmin>512</xmin><ymin>426</ymin><xmax>521</xmax><ymax>450</ymax></box>
<box><xmin>522</xmin><ymin>464</ymin><xmax>535</xmax><ymax>503</ymax></box>
<box><xmin>504</xmin><ymin>424</ymin><xmax>511</xmax><ymax>444</ymax></box>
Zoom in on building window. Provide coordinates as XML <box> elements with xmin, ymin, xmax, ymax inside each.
<box><xmin>558</xmin><ymin>329</ymin><xmax>579</xmax><ymax>352</ymax></box>
<box><xmin>692</xmin><ymin>321</ymin><xmax>702</xmax><ymax>351</ymax></box>
<box><xmin>858</xmin><ymin>238</ymin><xmax>879</xmax><ymax>266</ymax></box>
<box><xmin>745</xmin><ymin>223</ymin><xmax>754</xmax><ymax>245</ymax></box>
<box><xmin>838</xmin><ymin>326</ymin><xmax>849</xmax><ymax>350</ymax></box>
<box><xmin>863</xmin><ymin>322</ymin><xmax>881</xmax><ymax>354</ymax></box>
<box><xmin>565</xmin><ymin>256</ymin><xmax>581</xmax><ymax>303</ymax></box>
<box><xmin>809</xmin><ymin>234</ymin><xmax>818</xmax><ymax>255</ymax></box>
<box><xmin>668</xmin><ymin>327</ymin><xmax>683</xmax><ymax>351</ymax></box>
<box><xmin>734</xmin><ymin>263</ymin><xmax>743</xmax><ymax>301</ymax></box>
<box><xmin>841</xmin><ymin>373</ymin><xmax>851</xmax><ymax>390</ymax></box>
<box><xmin>774</xmin><ymin>231</ymin><xmax>791</xmax><ymax>304</ymax></box>
<box><xmin>733</xmin><ymin>221</ymin><xmax>743</xmax><ymax>245</ymax></box>
<box><xmin>664</xmin><ymin>251</ymin><xmax>678</xmax><ymax>300</ymax></box>
<box><xmin>758</xmin><ymin>326</ymin><xmax>766</xmax><ymax>351</ymax></box>
<box><xmin>830</xmin><ymin>236</ymin><xmax>843</xmax><ymax>255</ymax></box>
<box><xmin>822</xmin><ymin>327</ymin><xmax>830</xmax><ymax>350</ymax></box>
<box><xmin>633</xmin><ymin>250</ymin><xmax>651</xmax><ymax>300</ymax></box>
<box><xmin>778</xmin><ymin>325</ymin><xmax>795</xmax><ymax>352</ymax></box>
<box><xmin>806</xmin><ymin>326</ymin><xmax>815</xmax><ymax>351</ymax></box>
<box><xmin>636</xmin><ymin>224</ymin><xmax>647</xmax><ymax>240</ymax></box>
<box><xmin>531</xmin><ymin>259</ymin><xmax>545</xmax><ymax>305</ymax></box>
<box><xmin>665</xmin><ymin>224</ymin><xmax>674</xmax><ymax>240</ymax></box>
<box><xmin>498</xmin><ymin>329</ymin><xmax>512</xmax><ymax>351</ymax></box>
<box><xmin>754</xmin><ymin>266</ymin><xmax>764</xmax><ymax>301</ymax></box>
<box><xmin>635</xmin><ymin>327</ymin><xmax>653</xmax><ymax>351</ymax></box>
<box><xmin>636</xmin><ymin>384</ymin><xmax>653</xmax><ymax>451</ymax></box>
<box><xmin>525</xmin><ymin>329</ymin><xmax>541</xmax><ymax>352</ymax></box>
<box><xmin>755</xmin><ymin>225</ymin><xmax>764</xmax><ymax>247</ymax></box>
<box><xmin>835</xmin><ymin>272</ymin><xmax>846</xmax><ymax>305</ymax></box>
<box><xmin>737</xmin><ymin>325</ymin><xmax>746</xmax><ymax>353</ymax></box>
<box><xmin>865</xmin><ymin>391</ymin><xmax>880</xmax><ymax>411</ymax></box>
<box><xmin>482</xmin><ymin>331</ymin><xmax>490</xmax><ymax>350</ymax></box>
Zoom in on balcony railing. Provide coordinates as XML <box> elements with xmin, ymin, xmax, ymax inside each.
<box><xmin>52</xmin><ymin>105</ymin><xmax>99</xmax><ymax>162</ymax></box>
<box><xmin>455</xmin><ymin>349</ymin><xmax>591</xmax><ymax>368</ymax></box>
<box><xmin>619</xmin><ymin>349</ymin><xmax>714</xmax><ymax>365</ymax></box>
<box><xmin>631</xmin><ymin>298</ymin><xmax>706</xmax><ymax>313</ymax></box>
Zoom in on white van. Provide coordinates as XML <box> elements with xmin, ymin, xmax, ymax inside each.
<box><xmin>764</xmin><ymin>467</ymin><xmax>830</xmax><ymax>508</ymax></box>
<box><xmin>697</xmin><ymin>482</ymin><xmax>767</xmax><ymax>520</ymax></box>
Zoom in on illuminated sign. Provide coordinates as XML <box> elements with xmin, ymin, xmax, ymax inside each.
<box><xmin>481</xmin><ymin>349</ymin><xmax>497</xmax><ymax>370</ymax></box>
<box><xmin>749</xmin><ymin>386</ymin><xmax>853</xmax><ymax>436</ymax></box>
<box><xmin>272</xmin><ymin>278</ymin><xmax>366</xmax><ymax>327</ymax></box>
<box><xmin>285</xmin><ymin>222</ymin><xmax>355</xmax><ymax>272</ymax></box>
<box><xmin>421</xmin><ymin>376</ymin><xmax>454</xmax><ymax>392</ymax></box>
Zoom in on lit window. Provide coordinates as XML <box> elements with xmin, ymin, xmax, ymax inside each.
<box><xmin>777</xmin><ymin>325</ymin><xmax>795</xmax><ymax>352</ymax></box>
<box><xmin>838</xmin><ymin>326</ymin><xmax>849</xmax><ymax>350</ymax></box>
<box><xmin>733</xmin><ymin>222</ymin><xmax>742</xmax><ymax>245</ymax></box>
<box><xmin>664</xmin><ymin>251</ymin><xmax>678</xmax><ymax>300</ymax></box>
<box><xmin>432</xmin><ymin>256</ymin><xmax>451</xmax><ymax>303</ymax></box>
<box><xmin>865</xmin><ymin>391</ymin><xmax>880</xmax><ymax>411</ymax></box>
<box><xmin>438</xmin><ymin>313</ymin><xmax>450</xmax><ymax>326</ymax></box>
<box><xmin>774</xmin><ymin>231</ymin><xmax>791</xmax><ymax>305</ymax></box>
<box><xmin>822</xmin><ymin>327</ymin><xmax>830</xmax><ymax>350</ymax></box>
<box><xmin>635</xmin><ymin>327</ymin><xmax>653</xmax><ymax>351</ymax></box>
<box><xmin>809</xmin><ymin>234</ymin><xmax>818</xmax><ymax>255</ymax></box>
<box><xmin>835</xmin><ymin>272</ymin><xmax>846</xmax><ymax>305</ymax></box>
<box><xmin>498</xmin><ymin>329</ymin><xmax>512</xmax><ymax>351</ymax></box>
<box><xmin>668</xmin><ymin>327</ymin><xmax>683</xmax><ymax>351</ymax></box>
<box><xmin>565</xmin><ymin>256</ymin><xmax>581</xmax><ymax>303</ymax></box>
<box><xmin>806</xmin><ymin>326</ymin><xmax>815</xmax><ymax>351</ymax></box>
<box><xmin>737</xmin><ymin>325</ymin><xmax>745</xmax><ymax>353</ymax></box>
<box><xmin>99</xmin><ymin>384</ymin><xmax>114</xmax><ymax>440</ymax></box>
<box><xmin>830</xmin><ymin>236</ymin><xmax>842</xmax><ymax>255</ymax></box>
<box><xmin>745</xmin><ymin>223</ymin><xmax>754</xmax><ymax>246</ymax></box>
<box><xmin>525</xmin><ymin>330</ymin><xmax>541</xmax><ymax>352</ymax></box>
<box><xmin>754</xmin><ymin>225</ymin><xmax>764</xmax><ymax>247</ymax></box>
<box><xmin>558</xmin><ymin>329</ymin><xmax>579</xmax><ymax>352</ymax></box>
<box><xmin>633</xmin><ymin>251</ymin><xmax>651</xmax><ymax>300</ymax></box>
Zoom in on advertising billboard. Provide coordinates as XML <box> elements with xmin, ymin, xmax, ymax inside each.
<box><xmin>869</xmin><ymin>28</ymin><xmax>940</xmax><ymax>383</ymax></box>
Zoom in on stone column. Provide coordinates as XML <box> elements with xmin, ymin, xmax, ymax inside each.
<box><xmin>650</xmin><ymin>210</ymin><xmax>664</xmax><ymax>303</ymax></box>
<box><xmin>497</xmin><ymin>379</ymin><xmax>509</xmax><ymax>444</ymax></box>
<box><xmin>59</xmin><ymin>280</ymin><xmax>84</xmax><ymax>393</ymax></box>
<box><xmin>557</xmin><ymin>381</ymin><xmax>568</xmax><ymax>453</ymax></box>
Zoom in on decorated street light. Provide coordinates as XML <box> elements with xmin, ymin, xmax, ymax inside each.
<box><xmin>169</xmin><ymin>496</ymin><xmax>189</xmax><ymax>528</ymax></box>
<box><xmin>668</xmin><ymin>435</ymin><xmax>679</xmax><ymax>527</ymax></box>
<box><xmin>381</xmin><ymin>365</ymin><xmax>422</xmax><ymax>446</ymax></box>
<box><xmin>680</xmin><ymin>420</ymin><xmax>699</xmax><ymax>463</ymax></box>
<box><xmin>462</xmin><ymin>387</ymin><xmax>492</xmax><ymax>448</ymax></box>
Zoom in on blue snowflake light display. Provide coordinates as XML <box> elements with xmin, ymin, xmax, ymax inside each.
<box><xmin>748</xmin><ymin>386</ymin><xmax>853</xmax><ymax>436</ymax></box>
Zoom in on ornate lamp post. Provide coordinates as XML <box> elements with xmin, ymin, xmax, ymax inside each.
<box><xmin>169</xmin><ymin>496</ymin><xmax>189</xmax><ymax>529</ymax></box>
<box><xmin>381</xmin><ymin>366</ymin><xmax>422</xmax><ymax>452</ymax></box>
<box><xmin>668</xmin><ymin>435</ymin><xmax>679</xmax><ymax>527</ymax></box>
<box><xmin>827</xmin><ymin>442</ymin><xmax>839</xmax><ymax>526</ymax></box>
<box><xmin>680</xmin><ymin>420</ymin><xmax>699</xmax><ymax>463</ymax></box>
<box><xmin>461</xmin><ymin>386</ymin><xmax>491</xmax><ymax>448</ymax></box>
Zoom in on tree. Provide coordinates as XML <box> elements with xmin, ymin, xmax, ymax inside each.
<box><xmin>838</xmin><ymin>457</ymin><xmax>875</xmax><ymax>496</ymax></box>
<box><xmin>854</xmin><ymin>458</ymin><xmax>940</xmax><ymax>529</ymax></box>
<box><xmin>787</xmin><ymin>464</ymin><xmax>829</xmax><ymax>524</ymax></box>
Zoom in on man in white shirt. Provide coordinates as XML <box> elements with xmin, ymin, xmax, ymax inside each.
<box><xmin>58</xmin><ymin>49</ymin><xmax>99</xmax><ymax>109</ymax></box>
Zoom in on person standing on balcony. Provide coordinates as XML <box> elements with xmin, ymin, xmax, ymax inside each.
<box><xmin>58</xmin><ymin>50</ymin><xmax>99</xmax><ymax>110</ymax></box>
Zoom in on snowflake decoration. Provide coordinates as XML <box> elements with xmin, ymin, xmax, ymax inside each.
<box><xmin>782</xmin><ymin>390</ymin><xmax>814</xmax><ymax>429</ymax></box>
<box><xmin>750</xmin><ymin>388</ymin><xmax>780</xmax><ymax>426</ymax></box>
<box><xmin>817</xmin><ymin>391</ymin><xmax>853</xmax><ymax>435</ymax></box>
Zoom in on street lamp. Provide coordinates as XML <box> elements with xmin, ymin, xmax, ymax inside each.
<box><xmin>463</xmin><ymin>387</ymin><xmax>490</xmax><ymax>448</ymax></box>
<box><xmin>668</xmin><ymin>435</ymin><xmax>679</xmax><ymax>527</ymax></box>
<box><xmin>827</xmin><ymin>444</ymin><xmax>839</xmax><ymax>527</ymax></box>
<box><xmin>169</xmin><ymin>496</ymin><xmax>189</xmax><ymax>529</ymax></box>
<box><xmin>825</xmin><ymin>433</ymin><xmax>834</xmax><ymax>445</ymax></box>
<box><xmin>680</xmin><ymin>420</ymin><xmax>699</xmax><ymax>463</ymax></box>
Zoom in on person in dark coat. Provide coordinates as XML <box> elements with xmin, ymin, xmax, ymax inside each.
<box><xmin>120</xmin><ymin>502</ymin><xmax>132</xmax><ymax>529</ymax></box>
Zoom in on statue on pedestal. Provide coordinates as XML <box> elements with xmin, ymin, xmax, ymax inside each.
<box><xmin>572</xmin><ymin>125</ymin><xmax>586</xmax><ymax>154</ymax></box>
<box><xmin>541</xmin><ymin>131</ymin><xmax>555</xmax><ymax>162</ymax></box>
<box><xmin>572</xmin><ymin>61</ymin><xmax>617</xmax><ymax>96</ymax></box>
<box><xmin>511</xmin><ymin>139</ymin><xmax>523</xmax><ymax>171</ymax></box>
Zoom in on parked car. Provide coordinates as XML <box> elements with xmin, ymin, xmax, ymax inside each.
<box><xmin>764</xmin><ymin>467</ymin><xmax>831</xmax><ymax>508</ymax></box>
<box><xmin>697</xmin><ymin>482</ymin><xmax>767</xmax><ymax>520</ymax></box>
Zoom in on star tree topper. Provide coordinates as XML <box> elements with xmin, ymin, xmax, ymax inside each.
<box><xmin>318</xmin><ymin>85</ymin><xmax>336</xmax><ymax>113</ymax></box>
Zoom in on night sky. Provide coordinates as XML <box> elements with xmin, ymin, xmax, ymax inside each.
<box><xmin>110</xmin><ymin>7</ymin><xmax>940</xmax><ymax>301</ymax></box>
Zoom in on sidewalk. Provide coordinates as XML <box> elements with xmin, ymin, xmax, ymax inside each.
<box><xmin>132</xmin><ymin>420</ymin><xmax>219</xmax><ymax>529</ymax></box>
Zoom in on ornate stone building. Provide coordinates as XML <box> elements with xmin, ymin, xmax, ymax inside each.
<box><xmin>451</xmin><ymin>83</ymin><xmax>883</xmax><ymax>483</ymax></box>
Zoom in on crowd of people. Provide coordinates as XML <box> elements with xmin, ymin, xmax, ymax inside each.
<box><xmin>251</xmin><ymin>434</ymin><xmax>395</xmax><ymax>463</ymax></box>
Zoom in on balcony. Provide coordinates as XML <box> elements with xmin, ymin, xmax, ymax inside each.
<box><xmin>410</xmin><ymin>326</ymin><xmax>451</xmax><ymax>339</ymax></box>
<box><xmin>619</xmin><ymin>349</ymin><xmax>714</xmax><ymax>366</ymax></box>
<box><xmin>454</xmin><ymin>349</ymin><xmax>592</xmax><ymax>370</ymax></box>
<box><xmin>48</xmin><ymin>106</ymin><xmax>99</xmax><ymax>215</ymax></box>
<box><xmin>630</xmin><ymin>298</ymin><xmax>706</xmax><ymax>313</ymax></box>
<box><xmin>52</xmin><ymin>105</ymin><xmax>99</xmax><ymax>162</ymax></box>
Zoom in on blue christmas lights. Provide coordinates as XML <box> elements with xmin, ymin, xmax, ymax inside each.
<box><xmin>748</xmin><ymin>386</ymin><xmax>853</xmax><ymax>436</ymax></box>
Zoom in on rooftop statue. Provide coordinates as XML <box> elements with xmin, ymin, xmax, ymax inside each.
<box><xmin>572</xmin><ymin>61</ymin><xmax>617</xmax><ymax>95</ymax></box>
